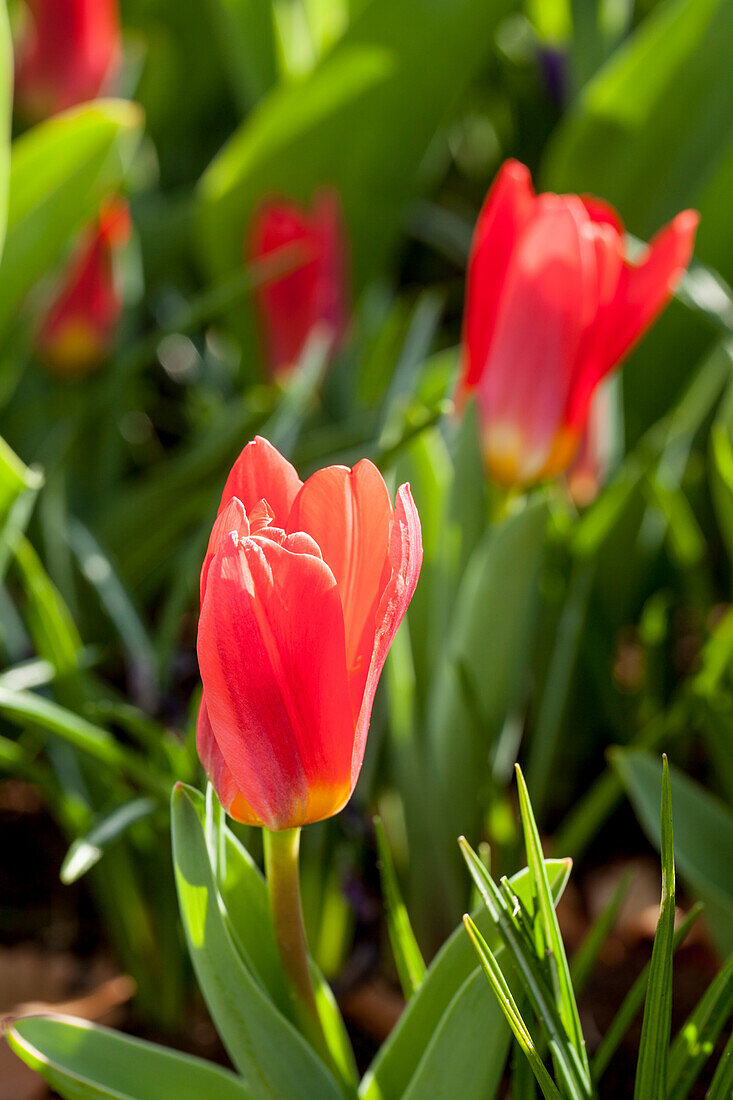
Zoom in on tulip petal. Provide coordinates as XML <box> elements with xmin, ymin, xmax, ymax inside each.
<box><xmin>200</xmin><ymin>497</ymin><xmax>249</xmax><ymax>603</ymax></box>
<box><xmin>457</xmin><ymin>160</ymin><xmax>535</xmax><ymax>400</ymax></box>
<box><xmin>353</xmin><ymin>484</ymin><xmax>422</xmax><ymax>788</ymax></box>
<box><xmin>218</xmin><ymin>436</ymin><xmax>302</xmax><ymax>526</ymax></box>
<box><xmin>198</xmin><ymin>533</ymin><xmax>353</xmax><ymax>829</ymax></box>
<box><xmin>479</xmin><ymin>195</ymin><xmax>598</xmax><ymax>481</ymax></box>
<box><xmin>196</xmin><ymin>697</ymin><xmax>262</xmax><ymax>825</ymax></box>
<box><xmin>287</xmin><ymin>460</ymin><xmax>393</xmax><ymax>715</ymax></box>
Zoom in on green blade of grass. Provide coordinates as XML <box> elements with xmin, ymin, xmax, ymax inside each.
<box><xmin>515</xmin><ymin>765</ymin><xmax>591</xmax><ymax>1085</ymax></box>
<box><xmin>705</xmin><ymin>1026</ymin><xmax>733</xmax><ymax>1100</ymax></box>
<box><xmin>463</xmin><ymin>915</ymin><xmax>562</xmax><ymax>1100</ymax></box>
<box><xmin>667</xmin><ymin>951</ymin><xmax>733</xmax><ymax>1100</ymax></box>
<box><xmin>592</xmin><ymin>903</ymin><xmax>703</xmax><ymax>1082</ymax></box>
<box><xmin>374</xmin><ymin>816</ymin><xmax>426</xmax><ymax>999</ymax></box>
<box><xmin>634</xmin><ymin>755</ymin><xmax>675</xmax><ymax>1100</ymax></box>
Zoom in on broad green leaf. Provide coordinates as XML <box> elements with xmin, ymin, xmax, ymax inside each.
<box><xmin>401</xmin><ymin>967</ymin><xmax>511</xmax><ymax>1100</ymax></box>
<box><xmin>515</xmin><ymin>766</ymin><xmax>590</xmax><ymax>1083</ymax></box>
<box><xmin>667</xmin><ymin>952</ymin><xmax>733</xmax><ymax>1100</ymax></box>
<box><xmin>0</xmin><ymin>436</ymin><xmax>41</xmax><ymax>522</ymax></box>
<box><xmin>7</xmin><ymin>1014</ymin><xmax>256</xmax><ymax>1100</ymax></box>
<box><xmin>184</xmin><ymin>784</ymin><xmax>358</xmax><ymax>1091</ymax></box>
<box><xmin>171</xmin><ymin>783</ymin><xmax>342</xmax><ymax>1100</ymax></box>
<box><xmin>634</xmin><ymin>756</ymin><xmax>675</xmax><ymax>1100</ymax></box>
<box><xmin>0</xmin><ymin>0</ymin><xmax>12</xmax><ymax>260</ymax></box>
<box><xmin>359</xmin><ymin>859</ymin><xmax>570</xmax><ymax>1100</ymax></box>
<box><xmin>197</xmin><ymin>0</ymin><xmax>513</xmax><ymax>309</ymax></box>
<box><xmin>12</xmin><ymin>535</ymin><xmax>82</xmax><ymax>676</ymax></box>
<box><xmin>612</xmin><ymin>749</ymin><xmax>733</xmax><ymax>954</ymax></box>
<box><xmin>543</xmin><ymin>0</ymin><xmax>733</xmax><ymax>250</ymax></box>
<box><xmin>374</xmin><ymin>815</ymin><xmax>426</xmax><ymax>999</ymax></box>
<box><xmin>61</xmin><ymin>797</ymin><xmax>157</xmax><ymax>884</ymax></box>
<box><xmin>0</xmin><ymin>99</ymin><xmax>143</xmax><ymax>334</ymax></box>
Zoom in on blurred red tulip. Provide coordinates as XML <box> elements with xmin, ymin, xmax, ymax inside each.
<box><xmin>247</xmin><ymin>191</ymin><xmax>349</xmax><ymax>379</ymax></box>
<box><xmin>566</xmin><ymin>381</ymin><xmax>614</xmax><ymax>508</ymax></box>
<box><xmin>37</xmin><ymin>199</ymin><xmax>131</xmax><ymax>377</ymax></box>
<box><xmin>197</xmin><ymin>437</ymin><xmax>422</xmax><ymax>829</ymax></box>
<box><xmin>457</xmin><ymin>159</ymin><xmax>698</xmax><ymax>488</ymax></box>
<box><xmin>14</xmin><ymin>0</ymin><xmax>121</xmax><ymax>122</ymax></box>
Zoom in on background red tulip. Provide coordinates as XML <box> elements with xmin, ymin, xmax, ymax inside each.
<box><xmin>37</xmin><ymin>198</ymin><xmax>131</xmax><ymax>377</ymax></box>
<box><xmin>247</xmin><ymin>191</ymin><xmax>349</xmax><ymax>379</ymax></box>
<box><xmin>197</xmin><ymin>437</ymin><xmax>422</xmax><ymax>830</ymax></box>
<box><xmin>14</xmin><ymin>0</ymin><xmax>121</xmax><ymax>122</ymax></box>
<box><xmin>457</xmin><ymin>160</ymin><xmax>698</xmax><ymax>488</ymax></box>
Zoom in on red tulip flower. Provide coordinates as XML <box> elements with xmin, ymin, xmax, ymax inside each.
<box><xmin>566</xmin><ymin>381</ymin><xmax>613</xmax><ymax>508</ymax></box>
<box><xmin>37</xmin><ymin>199</ymin><xmax>131</xmax><ymax>377</ymax></box>
<box><xmin>197</xmin><ymin>437</ymin><xmax>422</xmax><ymax>830</ymax></box>
<box><xmin>14</xmin><ymin>0</ymin><xmax>121</xmax><ymax>122</ymax></box>
<box><xmin>457</xmin><ymin>160</ymin><xmax>698</xmax><ymax>488</ymax></box>
<box><xmin>248</xmin><ymin>191</ymin><xmax>349</xmax><ymax>379</ymax></box>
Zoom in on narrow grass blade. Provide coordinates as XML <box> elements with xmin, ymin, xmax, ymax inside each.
<box><xmin>705</xmin><ymin>1026</ymin><xmax>733</xmax><ymax>1099</ymax></box>
<box><xmin>592</xmin><ymin>903</ymin><xmax>703</xmax><ymax>1081</ymax></box>
<box><xmin>667</xmin><ymin>952</ymin><xmax>733</xmax><ymax>1100</ymax></box>
<box><xmin>634</xmin><ymin>755</ymin><xmax>675</xmax><ymax>1100</ymax></box>
<box><xmin>515</xmin><ymin>765</ymin><xmax>590</xmax><ymax>1084</ymax></box>
<box><xmin>464</xmin><ymin>916</ymin><xmax>562</xmax><ymax>1100</ymax></box>
<box><xmin>570</xmin><ymin>869</ymin><xmax>634</xmax><ymax>995</ymax></box>
<box><xmin>374</xmin><ymin>816</ymin><xmax>426</xmax><ymax>999</ymax></box>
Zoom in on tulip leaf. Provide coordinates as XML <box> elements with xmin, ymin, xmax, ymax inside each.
<box><xmin>60</xmin><ymin>797</ymin><xmax>157</xmax><ymax>884</ymax></box>
<box><xmin>209</xmin><ymin>0</ymin><xmax>279</xmax><ymax>111</ymax></box>
<box><xmin>359</xmin><ymin>858</ymin><xmax>571</xmax><ymax>1100</ymax></box>
<box><xmin>666</xmin><ymin>950</ymin><xmax>733</xmax><ymax>1100</ymax></box>
<box><xmin>184</xmin><ymin>784</ymin><xmax>358</xmax><ymax>1092</ymax></box>
<box><xmin>612</xmin><ymin>748</ymin><xmax>733</xmax><ymax>955</ymax></box>
<box><xmin>0</xmin><ymin>0</ymin><xmax>12</xmax><ymax>261</ymax></box>
<box><xmin>171</xmin><ymin>783</ymin><xmax>342</xmax><ymax>1100</ymax></box>
<box><xmin>374</xmin><ymin>815</ymin><xmax>426</xmax><ymax>999</ymax></box>
<box><xmin>0</xmin><ymin>435</ymin><xmax>42</xmax><ymax>523</ymax></box>
<box><xmin>7</xmin><ymin>1014</ymin><xmax>257</xmax><ymax>1100</ymax></box>
<box><xmin>0</xmin><ymin>99</ymin><xmax>143</xmax><ymax>335</ymax></box>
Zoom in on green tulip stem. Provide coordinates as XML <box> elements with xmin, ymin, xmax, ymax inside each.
<box><xmin>263</xmin><ymin>827</ymin><xmax>326</xmax><ymax>1053</ymax></box>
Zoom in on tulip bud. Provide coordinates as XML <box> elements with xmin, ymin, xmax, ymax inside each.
<box><xmin>37</xmin><ymin>199</ymin><xmax>131</xmax><ymax>377</ymax></box>
<box><xmin>247</xmin><ymin>191</ymin><xmax>349</xmax><ymax>379</ymax></box>
<box><xmin>457</xmin><ymin>159</ymin><xmax>698</xmax><ymax>488</ymax></box>
<box><xmin>14</xmin><ymin>0</ymin><xmax>121</xmax><ymax>122</ymax></box>
<box><xmin>196</xmin><ymin>437</ymin><xmax>422</xmax><ymax>829</ymax></box>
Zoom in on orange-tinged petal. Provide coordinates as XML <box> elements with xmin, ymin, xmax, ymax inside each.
<box><xmin>287</xmin><ymin>459</ymin><xmax>393</xmax><ymax>716</ymax></box>
<box><xmin>197</xmin><ymin>533</ymin><xmax>353</xmax><ymax>829</ymax></box>
<box><xmin>218</xmin><ymin>436</ymin><xmax>302</xmax><ymax>526</ymax></box>
<box><xmin>196</xmin><ymin>697</ymin><xmax>263</xmax><ymax>825</ymax></box>
<box><xmin>352</xmin><ymin>484</ymin><xmax>422</xmax><ymax>787</ymax></box>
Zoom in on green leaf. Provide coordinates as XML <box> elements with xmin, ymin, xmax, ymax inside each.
<box><xmin>374</xmin><ymin>815</ymin><xmax>426</xmax><ymax>999</ymax></box>
<box><xmin>197</xmin><ymin>0</ymin><xmax>513</xmax><ymax>307</ymax></box>
<box><xmin>7</xmin><ymin>1014</ymin><xmax>256</xmax><ymax>1100</ymax></box>
<box><xmin>515</xmin><ymin>766</ymin><xmax>590</xmax><ymax>1083</ymax></box>
<box><xmin>401</xmin><ymin>965</ymin><xmax>511</xmax><ymax>1100</ymax></box>
<box><xmin>0</xmin><ymin>99</ymin><xmax>143</xmax><ymax>335</ymax></box>
<box><xmin>61</xmin><ymin>797</ymin><xmax>157</xmax><ymax>884</ymax></box>
<box><xmin>543</xmin><ymin>0</ymin><xmax>733</xmax><ymax>247</ymax></box>
<box><xmin>0</xmin><ymin>685</ymin><xmax>168</xmax><ymax>797</ymax></box>
<box><xmin>634</xmin><ymin>756</ymin><xmax>676</xmax><ymax>1100</ymax></box>
<box><xmin>209</xmin><ymin>0</ymin><xmax>279</xmax><ymax>110</ymax></box>
<box><xmin>360</xmin><ymin>859</ymin><xmax>570</xmax><ymax>1100</ymax></box>
<box><xmin>464</xmin><ymin>917</ymin><xmax>562</xmax><ymax>1100</ymax></box>
<box><xmin>612</xmin><ymin>749</ymin><xmax>733</xmax><ymax>955</ymax></box>
<box><xmin>706</xmin><ymin>1027</ymin><xmax>733</xmax><ymax>1099</ymax></box>
<box><xmin>12</xmin><ymin>535</ymin><xmax>82</xmax><ymax>677</ymax></box>
<box><xmin>171</xmin><ymin>783</ymin><xmax>342</xmax><ymax>1100</ymax></box>
<box><xmin>667</xmin><ymin>952</ymin><xmax>733</xmax><ymax>1100</ymax></box>
<box><xmin>0</xmin><ymin>0</ymin><xmax>12</xmax><ymax>261</ymax></box>
<box><xmin>185</xmin><ymin>785</ymin><xmax>358</xmax><ymax>1092</ymax></box>
<box><xmin>592</xmin><ymin>904</ymin><xmax>703</xmax><ymax>1081</ymax></box>
<box><xmin>0</xmin><ymin>436</ymin><xmax>42</xmax><ymax>522</ymax></box>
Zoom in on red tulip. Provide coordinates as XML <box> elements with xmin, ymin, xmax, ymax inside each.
<box><xmin>566</xmin><ymin>381</ymin><xmax>613</xmax><ymax>508</ymax></box>
<box><xmin>247</xmin><ymin>191</ymin><xmax>349</xmax><ymax>379</ymax></box>
<box><xmin>37</xmin><ymin>199</ymin><xmax>131</xmax><ymax>377</ymax></box>
<box><xmin>457</xmin><ymin>160</ymin><xmax>698</xmax><ymax>488</ymax></box>
<box><xmin>14</xmin><ymin>0</ymin><xmax>121</xmax><ymax>122</ymax></box>
<box><xmin>197</xmin><ymin>437</ymin><xmax>422</xmax><ymax>829</ymax></box>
